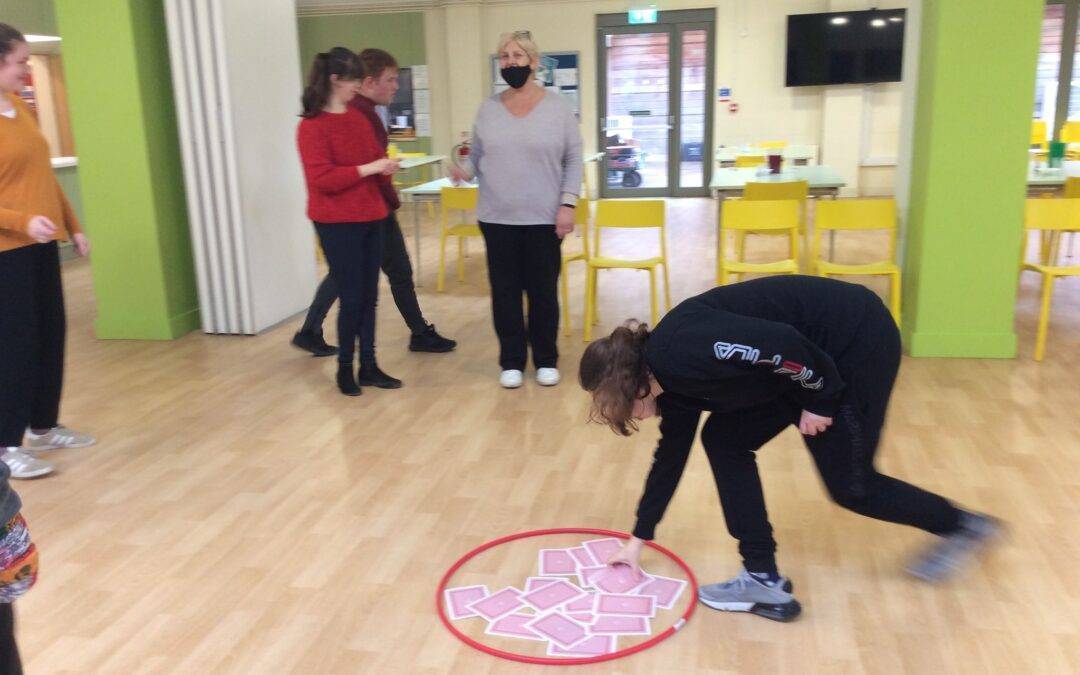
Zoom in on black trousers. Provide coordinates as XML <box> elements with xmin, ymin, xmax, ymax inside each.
<box><xmin>0</xmin><ymin>242</ymin><xmax>65</xmax><ymax>447</ymax></box>
<box><xmin>302</xmin><ymin>214</ymin><xmax>427</xmax><ymax>340</ymax></box>
<box><xmin>701</xmin><ymin>303</ymin><xmax>961</xmax><ymax>574</ymax></box>
<box><xmin>314</xmin><ymin>220</ymin><xmax>385</xmax><ymax>366</ymax></box>
<box><xmin>478</xmin><ymin>223</ymin><xmax>563</xmax><ymax>371</ymax></box>
<box><xmin>0</xmin><ymin>603</ymin><xmax>21</xmax><ymax>675</ymax></box>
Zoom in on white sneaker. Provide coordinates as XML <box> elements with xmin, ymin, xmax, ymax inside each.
<box><xmin>24</xmin><ymin>425</ymin><xmax>96</xmax><ymax>451</ymax></box>
<box><xmin>536</xmin><ymin>367</ymin><xmax>561</xmax><ymax>386</ymax></box>
<box><xmin>2</xmin><ymin>448</ymin><xmax>54</xmax><ymax>479</ymax></box>
<box><xmin>500</xmin><ymin>369</ymin><xmax>524</xmax><ymax>389</ymax></box>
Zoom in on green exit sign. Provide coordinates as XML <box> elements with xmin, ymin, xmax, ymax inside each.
<box><xmin>628</xmin><ymin>8</ymin><xmax>658</xmax><ymax>24</ymax></box>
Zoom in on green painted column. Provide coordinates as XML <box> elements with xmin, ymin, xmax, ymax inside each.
<box><xmin>901</xmin><ymin>0</ymin><xmax>1044</xmax><ymax>357</ymax></box>
<box><xmin>53</xmin><ymin>0</ymin><xmax>199</xmax><ymax>339</ymax></box>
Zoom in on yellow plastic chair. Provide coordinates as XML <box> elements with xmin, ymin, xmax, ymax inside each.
<box><xmin>1061</xmin><ymin>121</ymin><xmax>1080</xmax><ymax>144</ymax></box>
<box><xmin>1031</xmin><ymin>120</ymin><xmax>1048</xmax><ymax>150</ymax></box>
<box><xmin>561</xmin><ymin>198</ymin><xmax>591</xmax><ymax>336</ymax></box>
<box><xmin>583</xmin><ymin>200</ymin><xmax>670</xmax><ymax>342</ymax></box>
<box><xmin>756</xmin><ymin>140</ymin><xmax>788</xmax><ymax>150</ymax></box>
<box><xmin>735</xmin><ymin>154</ymin><xmax>766</xmax><ymax>168</ymax></box>
<box><xmin>812</xmin><ymin>199</ymin><xmax>901</xmax><ymax>324</ymax></box>
<box><xmin>717</xmin><ymin>200</ymin><xmax>800</xmax><ymax>286</ymax></box>
<box><xmin>1020</xmin><ymin>198</ymin><xmax>1080</xmax><ymax>360</ymax></box>
<box><xmin>437</xmin><ymin>186</ymin><xmax>482</xmax><ymax>292</ymax></box>
<box><xmin>736</xmin><ymin>180</ymin><xmax>810</xmax><ymax>265</ymax></box>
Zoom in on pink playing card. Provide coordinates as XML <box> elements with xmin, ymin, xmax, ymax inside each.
<box><xmin>484</xmin><ymin>613</ymin><xmax>545</xmax><ymax>641</ymax></box>
<box><xmin>466</xmin><ymin>586</ymin><xmax>524</xmax><ymax>621</ymax></box>
<box><xmin>562</xmin><ymin>593</ymin><xmax>596</xmax><ymax>613</ymax></box>
<box><xmin>596</xmin><ymin>593</ymin><xmax>656</xmax><ymax>618</ymax></box>
<box><xmin>577</xmin><ymin>565</ymin><xmax>607</xmax><ymax>588</ymax></box>
<box><xmin>524</xmin><ymin>612</ymin><xmax>590</xmax><ymax>649</ymax></box>
<box><xmin>635</xmin><ymin>575</ymin><xmax>688</xmax><ymax>610</ymax></box>
<box><xmin>593</xmin><ymin>565</ymin><xmax>648</xmax><ymax>594</ymax></box>
<box><xmin>525</xmin><ymin>577</ymin><xmax>563</xmax><ymax>592</ymax></box>
<box><xmin>521</xmin><ymin>579</ymin><xmax>587</xmax><ymax>612</ymax></box>
<box><xmin>590</xmin><ymin>614</ymin><xmax>651</xmax><ymax>636</ymax></box>
<box><xmin>566</xmin><ymin>611</ymin><xmax>594</xmax><ymax>624</ymax></box>
<box><xmin>538</xmin><ymin>549</ymin><xmax>577</xmax><ymax>576</ymax></box>
<box><xmin>444</xmin><ymin>585</ymin><xmax>488</xmax><ymax>620</ymax></box>
<box><xmin>547</xmin><ymin>634</ymin><xmax>618</xmax><ymax>657</ymax></box>
<box><xmin>567</xmin><ymin>546</ymin><xmax>596</xmax><ymax>568</ymax></box>
<box><xmin>582</xmin><ymin>538</ymin><xmax>623</xmax><ymax>565</ymax></box>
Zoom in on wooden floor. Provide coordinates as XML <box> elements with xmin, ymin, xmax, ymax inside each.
<box><xmin>15</xmin><ymin>198</ymin><xmax>1080</xmax><ymax>674</ymax></box>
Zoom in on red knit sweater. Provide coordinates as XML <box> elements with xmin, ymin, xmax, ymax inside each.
<box><xmin>296</xmin><ymin>106</ymin><xmax>389</xmax><ymax>224</ymax></box>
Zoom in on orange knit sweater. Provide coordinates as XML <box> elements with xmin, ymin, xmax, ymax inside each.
<box><xmin>0</xmin><ymin>93</ymin><xmax>81</xmax><ymax>253</ymax></box>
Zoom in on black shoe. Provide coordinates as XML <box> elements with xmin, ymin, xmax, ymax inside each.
<box><xmin>358</xmin><ymin>363</ymin><xmax>403</xmax><ymax>389</ymax></box>
<box><xmin>336</xmin><ymin>365</ymin><xmax>362</xmax><ymax>396</ymax></box>
<box><xmin>409</xmin><ymin>324</ymin><xmax>456</xmax><ymax>353</ymax></box>
<box><xmin>292</xmin><ymin>330</ymin><xmax>337</xmax><ymax>357</ymax></box>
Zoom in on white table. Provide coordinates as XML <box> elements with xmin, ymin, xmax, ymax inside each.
<box><xmin>397</xmin><ymin>154</ymin><xmax>446</xmax><ymax>171</ymax></box>
<box><xmin>710</xmin><ymin>165</ymin><xmax>846</xmax><ymax>200</ymax></box>
<box><xmin>716</xmin><ymin>145</ymin><xmax>818</xmax><ymax>167</ymax></box>
<box><xmin>400</xmin><ymin>177</ymin><xmax>477</xmax><ymax>284</ymax></box>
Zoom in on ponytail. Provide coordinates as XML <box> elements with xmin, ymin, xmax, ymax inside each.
<box><xmin>301</xmin><ymin>47</ymin><xmax>364</xmax><ymax>118</ymax></box>
<box><xmin>579</xmin><ymin>320</ymin><xmax>653</xmax><ymax>436</ymax></box>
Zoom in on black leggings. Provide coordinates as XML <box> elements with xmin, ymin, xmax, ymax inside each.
<box><xmin>314</xmin><ymin>220</ymin><xmax>385</xmax><ymax>366</ymax></box>
<box><xmin>0</xmin><ymin>242</ymin><xmax>65</xmax><ymax>447</ymax></box>
<box><xmin>702</xmin><ymin>307</ymin><xmax>961</xmax><ymax>574</ymax></box>
<box><xmin>0</xmin><ymin>603</ymin><xmax>22</xmax><ymax>674</ymax></box>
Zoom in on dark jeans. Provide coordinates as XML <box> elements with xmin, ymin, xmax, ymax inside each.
<box><xmin>314</xmin><ymin>220</ymin><xmax>385</xmax><ymax>366</ymax></box>
<box><xmin>0</xmin><ymin>242</ymin><xmax>65</xmax><ymax>447</ymax></box>
<box><xmin>302</xmin><ymin>214</ymin><xmax>427</xmax><ymax>343</ymax></box>
<box><xmin>0</xmin><ymin>603</ymin><xmax>21</xmax><ymax>674</ymax></box>
<box><xmin>699</xmin><ymin>304</ymin><xmax>961</xmax><ymax>574</ymax></box>
<box><xmin>478</xmin><ymin>222</ymin><xmax>563</xmax><ymax>371</ymax></box>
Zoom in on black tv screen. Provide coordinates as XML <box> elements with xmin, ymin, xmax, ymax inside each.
<box><xmin>786</xmin><ymin>10</ymin><xmax>906</xmax><ymax>87</ymax></box>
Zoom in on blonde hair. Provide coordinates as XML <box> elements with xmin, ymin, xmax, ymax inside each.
<box><xmin>497</xmin><ymin>30</ymin><xmax>540</xmax><ymax>65</ymax></box>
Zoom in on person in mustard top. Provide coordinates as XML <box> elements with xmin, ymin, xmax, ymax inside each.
<box><xmin>0</xmin><ymin>24</ymin><xmax>96</xmax><ymax>482</ymax></box>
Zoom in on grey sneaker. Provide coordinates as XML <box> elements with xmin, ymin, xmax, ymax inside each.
<box><xmin>2</xmin><ymin>448</ymin><xmax>54</xmax><ymax>479</ymax></box>
<box><xmin>24</xmin><ymin>425</ymin><xmax>96</xmax><ymax>451</ymax></box>
<box><xmin>698</xmin><ymin>570</ymin><xmax>801</xmax><ymax>622</ymax></box>
<box><xmin>906</xmin><ymin>511</ymin><xmax>1003</xmax><ymax>583</ymax></box>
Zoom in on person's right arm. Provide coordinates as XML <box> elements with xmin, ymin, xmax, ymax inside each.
<box><xmin>608</xmin><ymin>396</ymin><xmax>702</xmax><ymax>575</ymax></box>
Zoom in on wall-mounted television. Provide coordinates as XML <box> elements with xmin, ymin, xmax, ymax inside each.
<box><xmin>786</xmin><ymin>9</ymin><xmax>906</xmax><ymax>87</ymax></box>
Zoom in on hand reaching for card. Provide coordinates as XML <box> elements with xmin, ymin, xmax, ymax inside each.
<box><xmin>606</xmin><ymin>536</ymin><xmax>644</xmax><ymax>578</ymax></box>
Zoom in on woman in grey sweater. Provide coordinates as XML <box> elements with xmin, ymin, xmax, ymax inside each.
<box><xmin>450</xmin><ymin>31</ymin><xmax>583</xmax><ymax>389</ymax></box>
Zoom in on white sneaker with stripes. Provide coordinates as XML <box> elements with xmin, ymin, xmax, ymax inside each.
<box><xmin>24</xmin><ymin>425</ymin><xmax>96</xmax><ymax>452</ymax></box>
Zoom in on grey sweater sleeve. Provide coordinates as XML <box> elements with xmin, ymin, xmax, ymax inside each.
<box><xmin>559</xmin><ymin>105</ymin><xmax>583</xmax><ymax>202</ymax></box>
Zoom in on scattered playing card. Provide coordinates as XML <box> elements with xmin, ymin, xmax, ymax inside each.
<box><xmin>596</xmin><ymin>593</ymin><xmax>656</xmax><ymax>618</ymax></box>
<box><xmin>566</xmin><ymin>611</ymin><xmax>595</xmax><ymax>624</ymax></box>
<box><xmin>524</xmin><ymin>612</ymin><xmax>591</xmax><ymax>649</ymax></box>
<box><xmin>467</xmin><ymin>586</ymin><xmax>524</xmax><ymax>621</ymax></box>
<box><xmin>582</xmin><ymin>538</ymin><xmax>624</xmax><ymax>565</ymax></box>
<box><xmin>593</xmin><ymin>565</ymin><xmax>648</xmax><ymax>594</ymax></box>
<box><xmin>538</xmin><ymin>549</ymin><xmax>578</xmax><ymax>576</ymax></box>
<box><xmin>485</xmin><ymin>613</ymin><xmax>546</xmax><ymax>641</ymax></box>
<box><xmin>562</xmin><ymin>592</ymin><xmax>597</xmax><ymax>613</ymax></box>
<box><xmin>524</xmin><ymin>577</ymin><xmax>563</xmax><ymax>592</ymax></box>
<box><xmin>590</xmin><ymin>614</ymin><xmax>651</xmax><ymax>636</ymax></box>
<box><xmin>577</xmin><ymin>565</ymin><xmax>607</xmax><ymax>588</ymax></box>
<box><xmin>567</xmin><ymin>546</ymin><xmax>597</xmax><ymax>568</ymax></box>
<box><xmin>520</xmin><ymin>579</ymin><xmax>588</xmax><ymax>612</ymax></box>
<box><xmin>547</xmin><ymin>634</ymin><xmax>618</xmax><ymax>657</ymax></box>
<box><xmin>635</xmin><ymin>574</ymin><xmax>688</xmax><ymax>610</ymax></box>
<box><xmin>444</xmin><ymin>585</ymin><xmax>488</xmax><ymax>620</ymax></box>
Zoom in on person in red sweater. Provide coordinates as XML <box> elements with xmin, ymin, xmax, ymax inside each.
<box><xmin>291</xmin><ymin>49</ymin><xmax>456</xmax><ymax>364</ymax></box>
<box><xmin>297</xmin><ymin>48</ymin><xmax>401</xmax><ymax>396</ymax></box>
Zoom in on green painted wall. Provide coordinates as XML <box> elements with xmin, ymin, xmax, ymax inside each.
<box><xmin>54</xmin><ymin>0</ymin><xmax>198</xmax><ymax>339</ymax></box>
<box><xmin>0</xmin><ymin>0</ymin><xmax>59</xmax><ymax>35</ymax></box>
<box><xmin>902</xmin><ymin>0</ymin><xmax>1044</xmax><ymax>357</ymax></box>
<box><xmin>297</xmin><ymin>12</ymin><xmax>431</xmax><ymax>154</ymax></box>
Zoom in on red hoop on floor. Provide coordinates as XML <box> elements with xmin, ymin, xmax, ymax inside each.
<box><xmin>436</xmin><ymin>527</ymin><xmax>699</xmax><ymax>666</ymax></box>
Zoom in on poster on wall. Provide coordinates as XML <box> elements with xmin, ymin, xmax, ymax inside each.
<box><xmin>491</xmin><ymin>51</ymin><xmax>580</xmax><ymax>118</ymax></box>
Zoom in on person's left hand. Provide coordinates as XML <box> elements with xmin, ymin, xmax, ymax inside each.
<box><xmin>799</xmin><ymin>410</ymin><xmax>832</xmax><ymax>436</ymax></box>
<box><xmin>555</xmin><ymin>205</ymin><xmax>575</xmax><ymax>239</ymax></box>
<box><xmin>72</xmin><ymin>232</ymin><xmax>90</xmax><ymax>257</ymax></box>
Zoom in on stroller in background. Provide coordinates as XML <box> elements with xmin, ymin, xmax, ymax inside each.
<box><xmin>605</xmin><ymin>133</ymin><xmax>646</xmax><ymax>188</ymax></box>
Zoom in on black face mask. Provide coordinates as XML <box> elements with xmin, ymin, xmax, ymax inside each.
<box><xmin>500</xmin><ymin>65</ymin><xmax>532</xmax><ymax>89</ymax></box>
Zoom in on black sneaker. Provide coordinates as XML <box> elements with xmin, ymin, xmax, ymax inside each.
<box><xmin>292</xmin><ymin>330</ymin><xmax>337</xmax><ymax>357</ymax></box>
<box><xmin>358</xmin><ymin>363</ymin><xmax>403</xmax><ymax>389</ymax></box>
<box><xmin>409</xmin><ymin>324</ymin><xmax>456</xmax><ymax>353</ymax></box>
<box><xmin>336</xmin><ymin>365</ymin><xmax>362</xmax><ymax>396</ymax></box>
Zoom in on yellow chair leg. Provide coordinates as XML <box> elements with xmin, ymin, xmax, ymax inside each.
<box><xmin>560</xmin><ymin>261</ymin><xmax>571</xmax><ymax>337</ymax></box>
<box><xmin>889</xmin><ymin>272</ymin><xmax>902</xmax><ymax>326</ymax></box>
<box><xmin>662</xmin><ymin>262</ymin><xmax>672</xmax><ymax>312</ymax></box>
<box><xmin>736</xmin><ymin>230</ymin><xmax>747</xmax><ymax>262</ymax></box>
<box><xmin>648</xmin><ymin>267</ymin><xmax>659</xmax><ymax>327</ymax></box>
<box><xmin>457</xmin><ymin>237</ymin><xmax>465</xmax><ymax>282</ymax></box>
<box><xmin>1034</xmin><ymin>273</ymin><xmax>1055</xmax><ymax>361</ymax></box>
<box><xmin>584</xmin><ymin>267</ymin><xmax>596</xmax><ymax>342</ymax></box>
<box><xmin>437</xmin><ymin>231</ymin><xmax>448</xmax><ymax>292</ymax></box>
